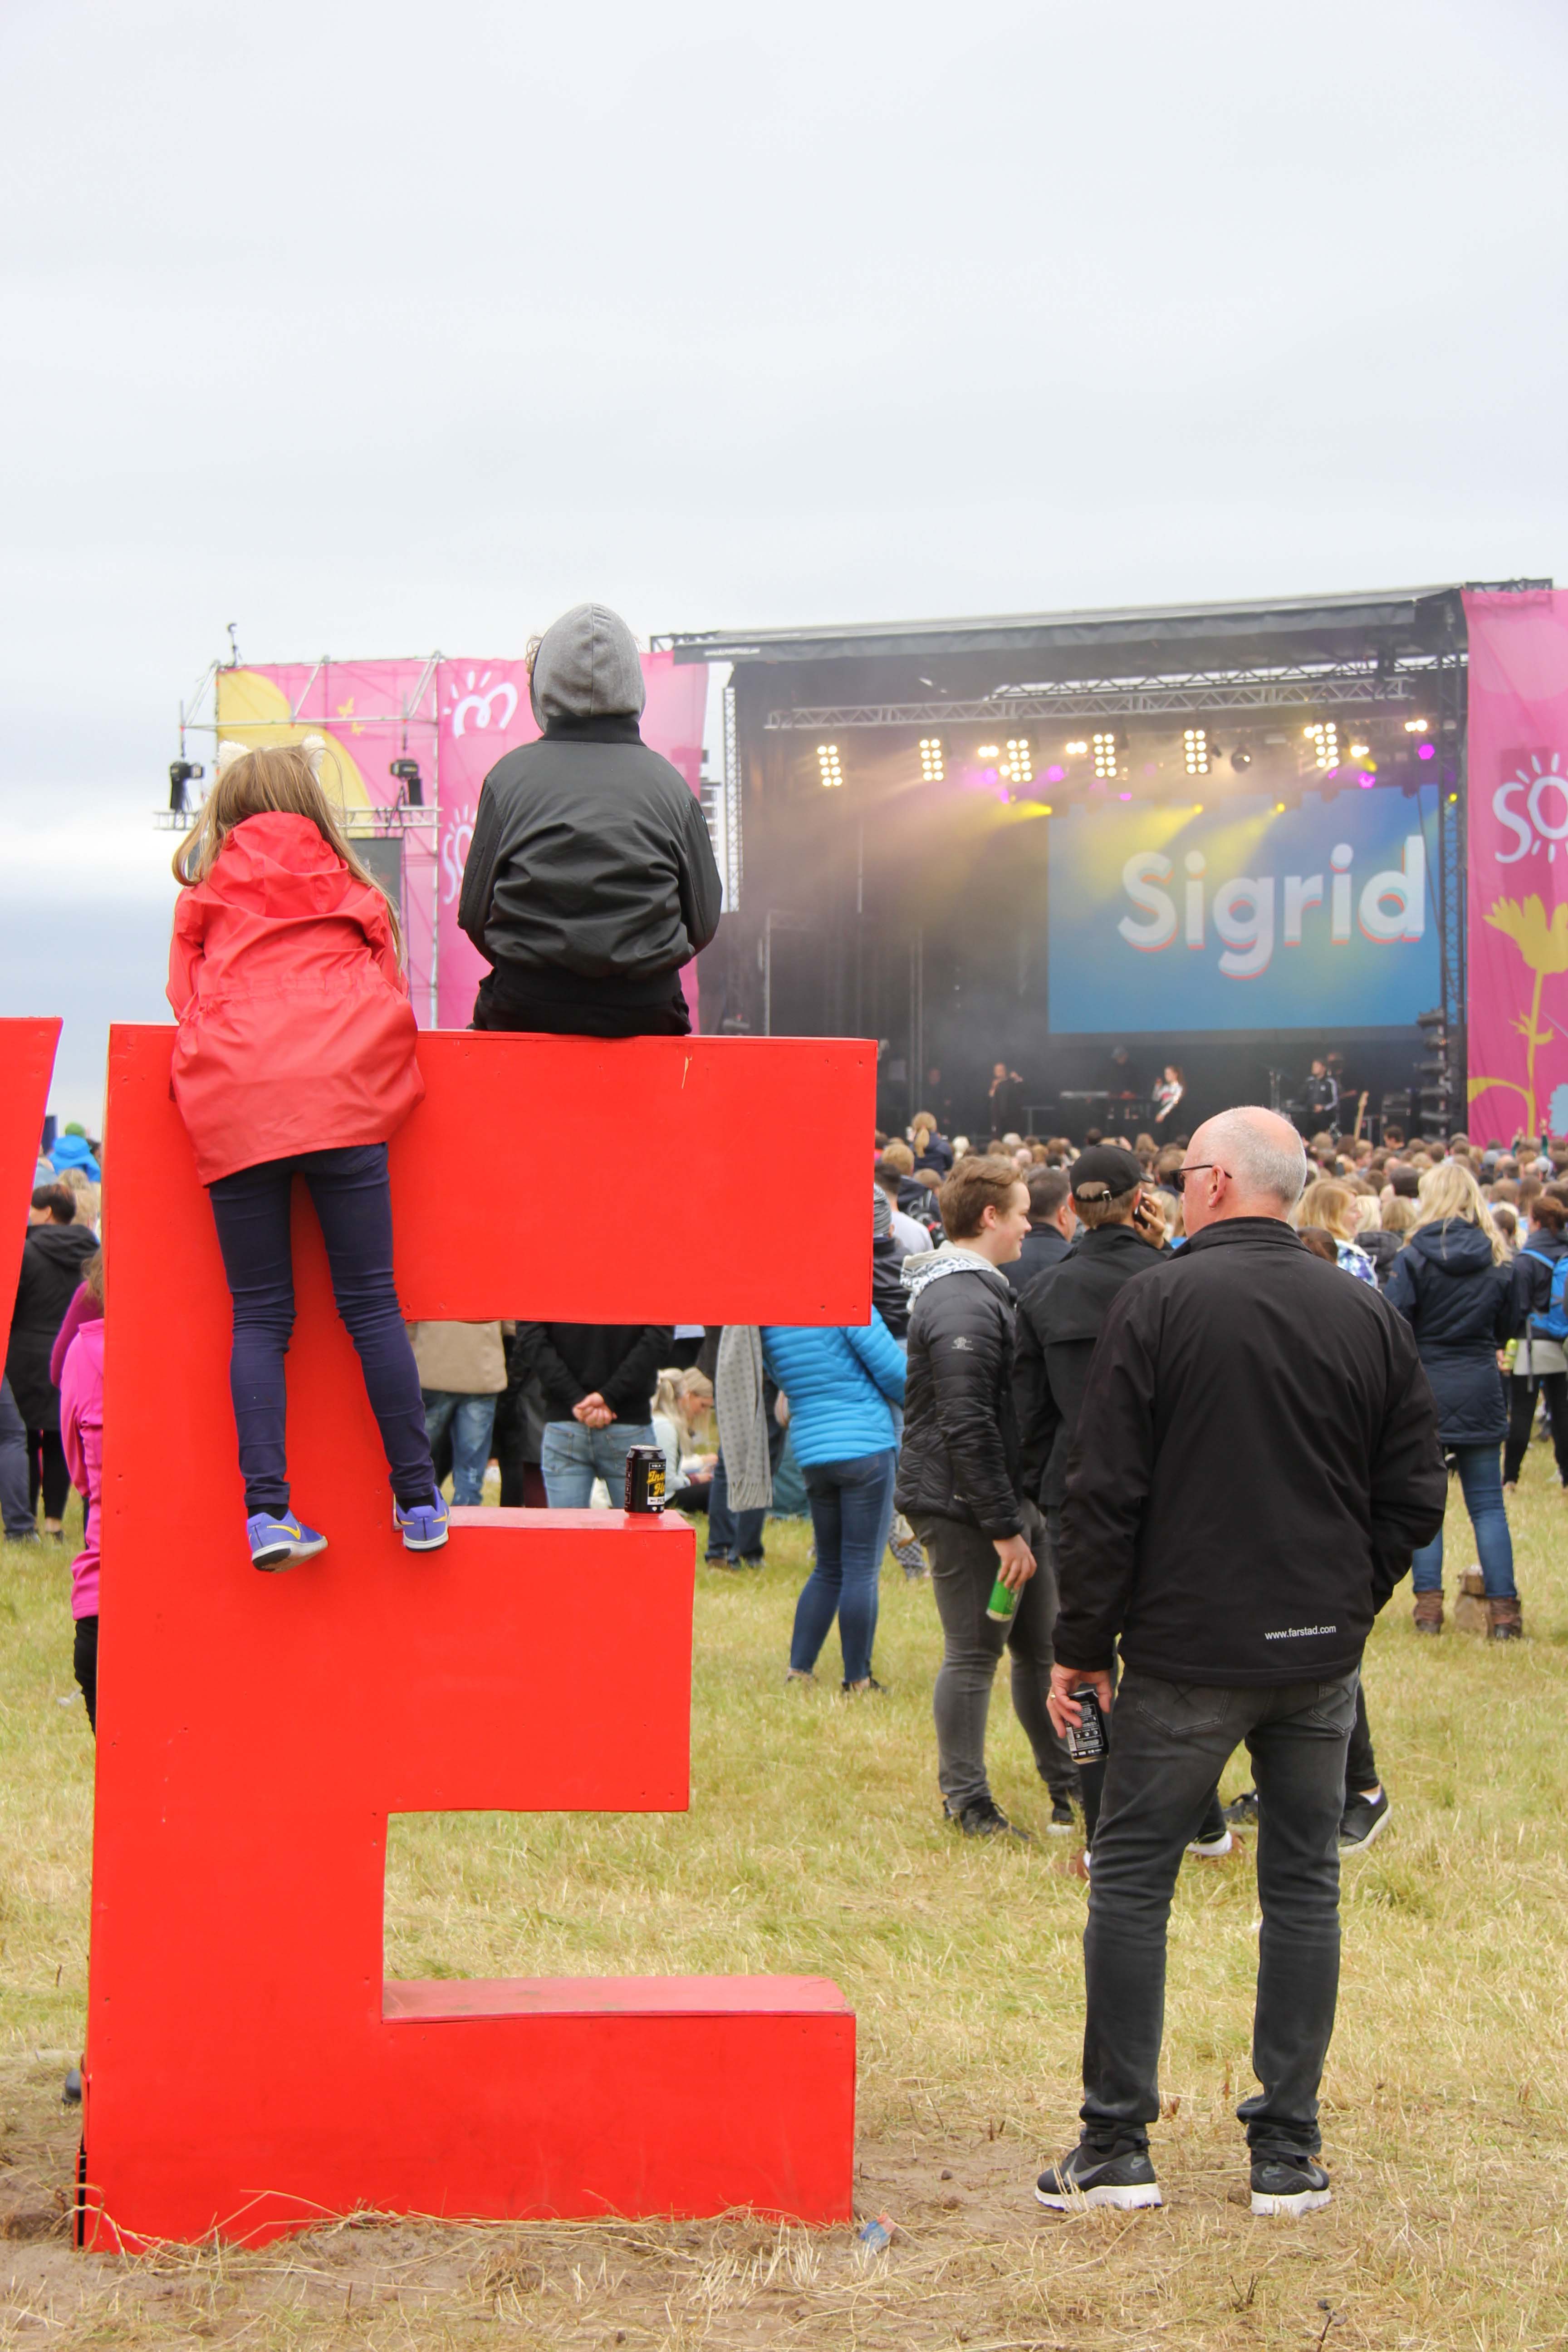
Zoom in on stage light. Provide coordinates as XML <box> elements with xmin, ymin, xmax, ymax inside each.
<box><xmin>1044</xmin><ymin>763</ymin><xmax>1065</xmax><ymax>783</ymax></box>
<box><xmin>1275</xmin><ymin>801</ymin><xmax>1286</xmax><ymax>813</ymax></box>
<box><xmin>1191</xmin><ymin>802</ymin><xmax>1204</xmax><ymax>814</ymax></box>
<box><xmin>1231</xmin><ymin>747</ymin><xmax>1253</xmax><ymax>771</ymax></box>
<box><xmin>1092</xmin><ymin>731</ymin><xmax>1118</xmax><ymax>779</ymax></box>
<box><xmin>977</xmin><ymin>744</ymin><xmax>1000</xmax><ymax>760</ymax></box>
<box><xmin>1183</xmin><ymin>727</ymin><xmax>1209</xmax><ymax>776</ymax></box>
<box><xmin>1002</xmin><ymin>736</ymin><xmax>1033</xmax><ymax>785</ymax></box>
<box><xmin>1304</xmin><ymin>721</ymin><xmax>1340</xmax><ymax>770</ymax></box>
<box><xmin>1448</xmin><ymin>792</ymin><xmax>1458</xmax><ymax>803</ymax></box>
<box><xmin>1404</xmin><ymin>718</ymin><xmax>1429</xmax><ymax>733</ymax></box>
<box><xmin>918</xmin><ymin>736</ymin><xmax>945</xmax><ymax>783</ymax></box>
<box><xmin>1065</xmin><ymin>740</ymin><xmax>1088</xmax><ymax>756</ymax></box>
<box><xmin>817</xmin><ymin>743</ymin><xmax>843</xmax><ymax>788</ymax></box>
<box><xmin>1040</xmin><ymin>804</ymin><xmax>1054</xmax><ymax>816</ymax></box>
<box><xmin>1418</xmin><ymin>743</ymin><xmax>1436</xmax><ymax>761</ymax></box>
<box><xmin>1349</xmin><ymin>743</ymin><xmax>1371</xmax><ymax>760</ymax></box>
<box><xmin>389</xmin><ymin>757</ymin><xmax>423</xmax><ymax>807</ymax></box>
<box><xmin>1117</xmin><ymin>790</ymin><xmax>1132</xmax><ymax>802</ymax></box>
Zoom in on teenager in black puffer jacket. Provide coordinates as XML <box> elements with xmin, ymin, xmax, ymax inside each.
<box><xmin>1385</xmin><ymin>1163</ymin><xmax>1534</xmax><ymax>1638</ymax></box>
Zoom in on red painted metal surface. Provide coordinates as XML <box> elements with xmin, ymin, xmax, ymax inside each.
<box><xmin>0</xmin><ymin>1020</ymin><xmax>60</xmax><ymax>1353</ymax></box>
<box><xmin>84</xmin><ymin>1026</ymin><xmax>864</xmax><ymax>2249</ymax></box>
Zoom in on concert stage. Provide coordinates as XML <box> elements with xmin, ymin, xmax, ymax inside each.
<box><xmin>665</xmin><ymin>583</ymin><xmax>1552</xmax><ymax>1143</ymax></box>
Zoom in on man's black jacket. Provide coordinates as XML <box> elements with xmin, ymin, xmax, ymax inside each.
<box><xmin>894</xmin><ymin>1253</ymin><xmax>1024</xmax><ymax>1537</ymax></box>
<box><xmin>1055</xmin><ymin>1218</ymin><xmax>1445</xmax><ymax>1687</ymax></box>
<box><xmin>510</xmin><ymin>1323</ymin><xmax>672</xmax><ymax>1423</ymax></box>
<box><xmin>1014</xmin><ymin>1223</ymin><xmax>1163</xmax><ymax>1509</ymax></box>
<box><xmin>1003</xmin><ymin>1221</ymin><xmax>1070</xmax><ymax>1300</ymax></box>
<box><xmin>458</xmin><ymin>717</ymin><xmax>722</xmax><ymax>1004</ymax></box>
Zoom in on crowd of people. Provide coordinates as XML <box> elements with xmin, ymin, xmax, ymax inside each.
<box><xmin>3</xmin><ymin>597</ymin><xmax>1558</xmax><ymax>2223</ymax></box>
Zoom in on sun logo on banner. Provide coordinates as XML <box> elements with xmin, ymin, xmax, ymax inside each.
<box><xmin>1493</xmin><ymin>750</ymin><xmax>1568</xmax><ymax>863</ymax></box>
<box><xmin>446</xmin><ymin>670</ymin><xmax>519</xmax><ymax>738</ymax></box>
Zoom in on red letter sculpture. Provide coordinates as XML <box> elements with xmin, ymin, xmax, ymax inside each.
<box><xmin>84</xmin><ymin>1029</ymin><xmax>872</xmax><ymax>2247</ymax></box>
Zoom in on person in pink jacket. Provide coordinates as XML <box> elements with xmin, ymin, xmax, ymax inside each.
<box><xmin>167</xmin><ymin>742</ymin><xmax>445</xmax><ymax>1571</ymax></box>
<box><xmin>59</xmin><ymin>1255</ymin><xmax>104</xmax><ymax>1731</ymax></box>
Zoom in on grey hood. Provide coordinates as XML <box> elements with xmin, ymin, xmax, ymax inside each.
<box><xmin>529</xmin><ymin>602</ymin><xmax>646</xmax><ymax>729</ymax></box>
<box><xmin>901</xmin><ymin>1240</ymin><xmax>1012</xmax><ymax>1303</ymax></box>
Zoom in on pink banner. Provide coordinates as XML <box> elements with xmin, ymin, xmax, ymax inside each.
<box><xmin>1465</xmin><ymin>590</ymin><xmax>1568</xmax><ymax>1144</ymax></box>
<box><xmin>216</xmin><ymin>652</ymin><xmax>707</xmax><ymax>1032</ymax></box>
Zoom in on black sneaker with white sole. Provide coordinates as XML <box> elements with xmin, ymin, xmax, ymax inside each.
<box><xmin>1339</xmin><ymin>1786</ymin><xmax>1392</xmax><ymax>1852</ymax></box>
<box><xmin>1047</xmin><ymin>1798</ymin><xmax>1077</xmax><ymax>1835</ymax></box>
<box><xmin>1250</xmin><ymin>2154</ymin><xmax>1331</xmax><ymax>2216</ymax></box>
<box><xmin>1035</xmin><ymin>2140</ymin><xmax>1162</xmax><ymax>2211</ymax></box>
<box><xmin>1223</xmin><ymin>1788</ymin><xmax>1260</xmax><ymax>1831</ymax></box>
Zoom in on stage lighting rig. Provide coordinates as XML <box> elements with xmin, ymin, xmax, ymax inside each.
<box><xmin>918</xmin><ymin>736</ymin><xmax>945</xmax><ymax>783</ymax></box>
<box><xmin>389</xmin><ymin>757</ymin><xmax>424</xmax><ymax>807</ymax></box>
<box><xmin>1230</xmin><ymin>745</ymin><xmax>1253</xmax><ymax>772</ymax></box>
<box><xmin>817</xmin><ymin>743</ymin><xmax>844</xmax><ymax>789</ymax></box>
<box><xmin>168</xmin><ymin>759</ymin><xmax>204</xmax><ymax>814</ymax></box>
<box><xmin>1002</xmin><ymin>736</ymin><xmax>1033</xmax><ymax>786</ymax></box>
<box><xmin>1303</xmin><ymin>721</ymin><xmax>1339</xmax><ymax>771</ymax></box>
<box><xmin>1183</xmin><ymin>728</ymin><xmax>1209</xmax><ymax>777</ymax></box>
<box><xmin>1064</xmin><ymin>740</ymin><xmax>1088</xmax><ymax>757</ymax></box>
<box><xmin>1092</xmin><ymin>731</ymin><xmax>1118</xmax><ymax>780</ymax></box>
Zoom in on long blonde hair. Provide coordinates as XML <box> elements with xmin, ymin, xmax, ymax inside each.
<box><xmin>1296</xmin><ymin>1179</ymin><xmax>1359</xmax><ymax>1247</ymax></box>
<box><xmin>1413</xmin><ymin>1159</ymin><xmax>1510</xmax><ymax>1266</ymax></box>
<box><xmin>172</xmin><ymin>743</ymin><xmax>404</xmax><ymax>963</ymax></box>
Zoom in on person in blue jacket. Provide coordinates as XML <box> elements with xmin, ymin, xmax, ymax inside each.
<box><xmin>762</xmin><ymin>1311</ymin><xmax>906</xmax><ymax>1692</ymax></box>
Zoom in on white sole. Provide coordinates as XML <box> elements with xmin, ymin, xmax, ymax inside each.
<box><xmin>1341</xmin><ymin>1804</ymin><xmax>1392</xmax><ymax>1855</ymax></box>
<box><xmin>1252</xmin><ymin>2186</ymin><xmax>1332</xmax><ymax>2216</ymax></box>
<box><xmin>1035</xmin><ymin>2182</ymin><xmax>1163</xmax><ymax>2211</ymax></box>
<box><xmin>1188</xmin><ymin>1834</ymin><xmax>1233</xmax><ymax>1858</ymax></box>
<box><xmin>400</xmin><ymin>1532</ymin><xmax>449</xmax><ymax>1552</ymax></box>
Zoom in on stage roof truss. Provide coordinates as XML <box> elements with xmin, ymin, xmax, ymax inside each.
<box><xmin>764</xmin><ymin>660</ymin><xmax>1440</xmax><ymax>730</ymax></box>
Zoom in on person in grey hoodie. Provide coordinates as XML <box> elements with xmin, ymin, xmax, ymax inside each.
<box><xmin>458</xmin><ymin>603</ymin><xmax>723</xmax><ymax>1036</ymax></box>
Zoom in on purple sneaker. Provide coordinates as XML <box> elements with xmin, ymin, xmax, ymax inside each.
<box><xmin>393</xmin><ymin>1494</ymin><xmax>451</xmax><ymax>1552</ymax></box>
<box><xmin>247</xmin><ymin>1511</ymin><xmax>328</xmax><ymax>1572</ymax></box>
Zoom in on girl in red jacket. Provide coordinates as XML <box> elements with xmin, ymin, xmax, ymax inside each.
<box><xmin>167</xmin><ymin>742</ymin><xmax>446</xmax><ymax>1568</ymax></box>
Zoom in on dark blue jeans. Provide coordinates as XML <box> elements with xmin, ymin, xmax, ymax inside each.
<box><xmin>1081</xmin><ymin>1667</ymin><xmax>1357</xmax><ymax>2162</ymax></box>
<box><xmin>1411</xmin><ymin>1441</ymin><xmax>1516</xmax><ymax>1599</ymax></box>
<box><xmin>207</xmin><ymin>1143</ymin><xmax>436</xmax><ymax>1517</ymax></box>
<box><xmin>790</xmin><ymin>1448</ymin><xmax>897</xmax><ymax>1686</ymax></box>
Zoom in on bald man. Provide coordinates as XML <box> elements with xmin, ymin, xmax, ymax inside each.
<box><xmin>1034</xmin><ymin>1107</ymin><xmax>1444</xmax><ymax>2221</ymax></box>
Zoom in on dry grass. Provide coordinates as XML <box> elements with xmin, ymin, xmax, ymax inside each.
<box><xmin>0</xmin><ymin>1449</ymin><xmax>1566</xmax><ymax>2347</ymax></box>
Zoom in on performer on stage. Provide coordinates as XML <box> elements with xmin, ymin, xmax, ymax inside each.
<box><xmin>988</xmin><ymin>1061</ymin><xmax>1026</xmax><ymax>1133</ymax></box>
<box><xmin>1152</xmin><ymin>1064</ymin><xmax>1185</xmax><ymax>1128</ymax></box>
<box><xmin>1303</xmin><ymin>1055</ymin><xmax>1338</xmax><ymax>1127</ymax></box>
<box><xmin>1105</xmin><ymin>1044</ymin><xmax>1137</xmax><ymax>1101</ymax></box>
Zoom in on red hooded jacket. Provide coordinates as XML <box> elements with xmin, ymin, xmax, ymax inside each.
<box><xmin>167</xmin><ymin>812</ymin><xmax>425</xmax><ymax>1185</ymax></box>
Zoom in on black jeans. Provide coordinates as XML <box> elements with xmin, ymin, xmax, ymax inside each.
<box><xmin>26</xmin><ymin>1426</ymin><xmax>70</xmax><ymax>1522</ymax></box>
<box><xmin>1504</xmin><ymin>1370</ymin><xmax>1568</xmax><ymax>1485</ymax></box>
<box><xmin>207</xmin><ymin>1143</ymin><xmax>436</xmax><ymax>1517</ymax></box>
<box><xmin>74</xmin><ymin>1615</ymin><xmax>98</xmax><ymax>1734</ymax></box>
<box><xmin>472</xmin><ymin>968</ymin><xmax>690</xmax><ymax>1038</ymax></box>
<box><xmin>1081</xmin><ymin>1666</ymin><xmax>1357</xmax><ymax>2161</ymax></box>
<box><xmin>916</xmin><ymin>1507</ymin><xmax>1079</xmax><ymax>1811</ymax></box>
<box><xmin>0</xmin><ymin>1377</ymin><xmax>37</xmax><ymax>1538</ymax></box>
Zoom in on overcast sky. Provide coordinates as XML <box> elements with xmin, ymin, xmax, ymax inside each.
<box><xmin>3</xmin><ymin>0</ymin><xmax>1565</xmax><ymax>1123</ymax></box>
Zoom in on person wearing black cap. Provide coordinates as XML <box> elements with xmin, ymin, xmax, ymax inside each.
<box><xmin>1013</xmin><ymin>1148</ymin><xmax>1231</xmax><ymax>1862</ymax></box>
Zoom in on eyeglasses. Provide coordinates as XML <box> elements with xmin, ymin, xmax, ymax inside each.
<box><xmin>1172</xmin><ymin>1162</ymin><xmax>1228</xmax><ymax>1192</ymax></box>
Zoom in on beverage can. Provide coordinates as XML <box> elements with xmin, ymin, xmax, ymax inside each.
<box><xmin>1066</xmin><ymin>1685</ymin><xmax>1107</xmax><ymax>1763</ymax></box>
<box><xmin>623</xmin><ymin>1446</ymin><xmax>666</xmax><ymax>1514</ymax></box>
<box><xmin>985</xmin><ymin>1573</ymin><xmax>1018</xmax><ymax>1623</ymax></box>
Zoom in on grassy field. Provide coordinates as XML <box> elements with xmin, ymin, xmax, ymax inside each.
<box><xmin>0</xmin><ymin>1452</ymin><xmax>1566</xmax><ymax>2348</ymax></box>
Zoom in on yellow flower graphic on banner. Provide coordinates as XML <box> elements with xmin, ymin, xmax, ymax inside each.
<box><xmin>1470</xmin><ymin>894</ymin><xmax>1568</xmax><ymax>1134</ymax></box>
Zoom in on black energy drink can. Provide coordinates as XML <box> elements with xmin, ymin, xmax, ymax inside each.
<box><xmin>623</xmin><ymin>1446</ymin><xmax>666</xmax><ymax>1514</ymax></box>
<box><xmin>1066</xmin><ymin>1686</ymin><xmax>1107</xmax><ymax>1764</ymax></box>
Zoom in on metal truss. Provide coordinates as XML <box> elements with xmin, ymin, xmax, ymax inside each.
<box><xmin>721</xmin><ymin>678</ymin><xmax>743</xmax><ymax>909</ymax></box>
<box><xmin>763</xmin><ymin>662</ymin><xmax>1441</xmax><ymax>730</ymax></box>
<box><xmin>1435</xmin><ymin>646</ymin><xmax>1468</xmax><ymax>1109</ymax></box>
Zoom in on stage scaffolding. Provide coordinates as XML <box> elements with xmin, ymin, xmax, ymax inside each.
<box><xmin>157</xmin><ymin>655</ymin><xmax>445</xmax><ymax>1027</ymax></box>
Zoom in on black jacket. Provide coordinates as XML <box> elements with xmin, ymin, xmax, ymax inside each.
<box><xmin>458</xmin><ymin>718</ymin><xmax>722</xmax><ymax>1007</ymax></box>
<box><xmin>1014</xmin><ymin>1223</ymin><xmax>1163</xmax><ymax>1508</ymax></box>
<box><xmin>894</xmin><ymin>1253</ymin><xmax>1023</xmax><ymax>1537</ymax></box>
<box><xmin>1003</xmin><ymin>1222</ymin><xmax>1070</xmax><ymax>1301</ymax></box>
<box><xmin>1384</xmin><ymin>1221</ymin><xmax>1528</xmax><ymax>1445</ymax></box>
<box><xmin>1055</xmin><ymin>1218</ymin><xmax>1446</xmax><ymax>1687</ymax></box>
<box><xmin>510</xmin><ymin>1323</ymin><xmax>672</xmax><ymax>1424</ymax></box>
<box><xmin>871</xmin><ymin>1237</ymin><xmax>910</xmax><ymax>1340</ymax></box>
<box><xmin>6</xmin><ymin>1222</ymin><xmax>99</xmax><ymax>1430</ymax></box>
<box><xmin>1360</xmin><ymin>1227</ymin><xmax>1404</xmax><ymax>1291</ymax></box>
